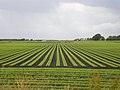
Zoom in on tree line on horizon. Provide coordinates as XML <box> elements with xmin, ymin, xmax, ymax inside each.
<box><xmin>74</xmin><ymin>34</ymin><xmax>120</xmax><ymax>41</ymax></box>
<box><xmin>0</xmin><ymin>34</ymin><xmax>120</xmax><ymax>41</ymax></box>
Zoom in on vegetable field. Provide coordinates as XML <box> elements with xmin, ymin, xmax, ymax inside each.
<box><xmin>0</xmin><ymin>41</ymin><xmax>120</xmax><ymax>69</ymax></box>
<box><xmin>0</xmin><ymin>41</ymin><xmax>120</xmax><ymax>90</ymax></box>
<box><xmin>0</xmin><ymin>68</ymin><xmax>120</xmax><ymax>90</ymax></box>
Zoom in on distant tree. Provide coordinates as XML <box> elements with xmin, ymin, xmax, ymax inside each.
<box><xmin>30</xmin><ymin>39</ymin><xmax>33</xmax><ymax>41</ymax></box>
<box><xmin>92</xmin><ymin>34</ymin><xmax>105</xmax><ymax>40</ymax></box>
<box><xmin>20</xmin><ymin>38</ymin><xmax>25</xmax><ymax>41</ymax></box>
<box><xmin>101</xmin><ymin>36</ymin><xmax>105</xmax><ymax>40</ymax></box>
<box><xmin>74</xmin><ymin>38</ymin><xmax>80</xmax><ymax>41</ymax></box>
<box><xmin>92</xmin><ymin>34</ymin><xmax>101</xmax><ymax>40</ymax></box>
<box><xmin>117</xmin><ymin>35</ymin><xmax>120</xmax><ymax>39</ymax></box>
<box><xmin>87</xmin><ymin>38</ymin><xmax>92</xmax><ymax>41</ymax></box>
<box><xmin>106</xmin><ymin>35</ymin><xmax>120</xmax><ymax>40</ymax></box>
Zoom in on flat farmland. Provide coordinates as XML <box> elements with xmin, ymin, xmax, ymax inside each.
<box><xmin>0</xmin><ymin>41</ymin><xmax>120</xmax><ymax>90</ymax></box>
<box><xmin>0</xmin><ymin>41</ymin><xmax>120</xmax><ymax>69</ymax></box>
<box><xmin>0</xmin><ymin>68</ymin><xmax>120</xmax><ymax>90</ymax></box>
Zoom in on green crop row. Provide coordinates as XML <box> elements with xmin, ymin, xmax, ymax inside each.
<box><xmin>0</xmin><ymin>68</ymin><xmax>120</xmax><ymax>90</ymax></box>
<box><xmin>0</xmin><ymin>41</ymin><xmax>120</xmax><ymax>68</ymax></box>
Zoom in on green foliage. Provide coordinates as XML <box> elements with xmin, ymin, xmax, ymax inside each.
<box><xmin>0</xmin><ymin>41</ymin><xmax>120</xmax><ymax>68</ymax></box>
<box><xmin>107</xmin><ymin>35</ymin><xmax>120</xmax><ymax>40</ymax></box>
<box><xmin>0</xmin><ymin>68</ymin><xmax>120</xmax><ymax>90</ymax></box>
<box><xmin>92</xmin><ymin>34</ymin><xmax>105</xmax><ymax>40</ymax></box>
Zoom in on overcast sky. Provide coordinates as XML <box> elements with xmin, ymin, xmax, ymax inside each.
<box><xmin>0</xmin><ymin>0</ymin><xmax>120</xmax><ymax>40</ymax></box>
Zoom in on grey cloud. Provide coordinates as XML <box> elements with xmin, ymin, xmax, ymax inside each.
<box><xmin>1</xmin><ymin>0</ymin><xmax>120</xmax><ymax>13</ymax></box>
<box><xmin>68</xmin><ymin>0</ymin><xmax>120</xmax><ymax>11</ymax></box>
<box><xmin>0</xmin><ymin>0</ymin><xmax>60</xmax><ymax>13</ymax></box>
<box><xmin>0</xmin><ymin>0</ymin><xmax>120</xmax><ymax>39</ymax></box>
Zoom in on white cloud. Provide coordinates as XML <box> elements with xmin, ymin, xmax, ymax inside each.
<box><xmin>0</xmin><ymin>2</ymin><xmax>120</xmax><ymax>39</ymax></box>
<box><xmin>91</xmin><ymin>22</ymin><xmax>120</xmax><ymax>36</ymax></box>
<box><xmin>47</xmin><ymin>2</ymin><xmax>120</xmax><ymax>38</ymax></box>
